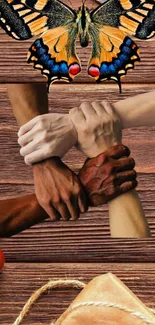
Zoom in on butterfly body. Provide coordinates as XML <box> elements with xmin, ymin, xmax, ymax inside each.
<box><xmin>1</xmin><ymin>0</ymin><xmax>155</xmax><ymax>92</ymax></box>
<box><xmin>76</xmin><ymin>5</ymin><xmax>91</xmax><ymax>47</ymax></box>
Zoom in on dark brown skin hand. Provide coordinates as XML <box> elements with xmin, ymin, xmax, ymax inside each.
<box><xmin>33</xmin><ymin>157</ymin><xmax>88</xmax><ymax>221</ymax></box>
<box><xmin>0</xmin><ymin>194</ymin><xmax>48</xmax><ymax>237</ymax></box>
<box><xmin>78</xmin><ymin>145</ymin><xmax>137</xmax><ymax>206</ymax></box>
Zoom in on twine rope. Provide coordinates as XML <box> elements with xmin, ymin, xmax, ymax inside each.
<box><xmin>12</xmin><ymin>279</ymin><xmax>155</xmax><ymax>325</ymax></box>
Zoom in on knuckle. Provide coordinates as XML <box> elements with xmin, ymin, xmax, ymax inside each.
<box><xmin>24</xmin><ymin>156</ymin><xmax>31</xmax><ymax>165</ymax></box>
<box><xmin>102</xmin><ymin>153</ymin><xmax>109</xmax><ymax>163</ymax></box>
<box><xmin>130</xmin><ymin>157</ymin><xmax>135</xmax><ymax>167</ymax></box>
<box><xmin>62</xmin><ymin>191</ymin><xmax>71</xmax><ymax>202</ymax></box>
<box><xmin>35</xmin><ymin>115</ymin><xmax>42</xmax><ymax>122</ymax></box>
<box><xmin>92</xmin><ymin>100</ymin><xmax>98</xmax><ymax>106</ymax></box>
<box><xmin>52</xmin><ymin>195</ymin><xmax>61</xmax><ymax>205</ymax></box>
<box><xmin>109</xmin><ymin>175</ymin><xmax>115</xmax><ymax>186</ymax></box>
<box><xmin>106</xmin><ymin>186</ymin><xmax>115</xmax><ymax>197</ymax></box>
<box><xmin>18</xmin><ymin>137</ymin><xmax>24</xmax><ymax>147</ymax></box>
<box><xmin>133</xmin><ymin>169</ymin><xmax>137</xmax><ymax>177</ymax></box>
<box><xmin>73</xmin><ymin>183</ymin><xmax>81</xmax><ymax>195</ymax></box>
<box><xmin>80</xmin><ymin>101</ymin><xmax>88</xmax><ymax>109</ymax></box>
<box><xmin>38</xmin><ymin>119</ymin><xmax>45</xmax><ymax>130</ymax></box>
<box><xmin>20</xmin><ymin>148</ymin><xmax>25</xmax><ymax>157</ymax></box>
<box><xmin>37</xmin><ymin>194</ymin><xmax>49</xmax><ymax>206</ymax></box>
<box><xmin>81</xmin><ymin>124</ymin><xmax>88</xmax><ymax>133</ymax></box>
<box><xmin>41</xmin><ymin>130</ymin><xmax>48</xmax><ymax>142</ymax></box>
<box><xmin>101</xmin><ymin>100</ymin><xmax>108</xmax><ymax>107</ymax></box>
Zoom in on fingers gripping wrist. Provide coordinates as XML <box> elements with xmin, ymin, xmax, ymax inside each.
<box><xmin>18</xmin><ymin>114</ymin><xmax>78</xmax><ymax>165</ymax></box>
<box><xmin>79</xmin><ymin>144</ymin><xmax>137</xmax><ymax>206</ymax></box>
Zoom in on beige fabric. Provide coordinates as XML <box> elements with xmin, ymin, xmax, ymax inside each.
<box><xmin>55</xmin><ymin>274</ymin><xmax>155</xmax><ymax>325</ymax></box>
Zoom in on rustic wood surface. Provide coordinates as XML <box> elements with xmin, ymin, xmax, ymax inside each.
<box><xmin>1</xmin><ymin>0</ymin><xmax>155</xmax><ymax>323</ymax></box>
<box><xmin>0</xmin><ymin>0</ymin><xmax>155</xmax><ymax>85</ymax></box>
<box><xmin>0</xmin><ymin>263</ymin><xmax>155</xmax><ymax>325</ymax></box>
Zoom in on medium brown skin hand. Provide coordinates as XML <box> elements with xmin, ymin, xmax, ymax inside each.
<box><xmin>0</xmin><ymin>145</ymin><xmax>136</xmax><ymax>237</ymax></box>
<box><xmin>33</xmin><ymin>157</ymin><xmax>88</xmax><ymax>221</ymax></box>
<box><xmin>79</xmin><ymin>145</ymin><xmax>137</xmax><ymax>206</ymax></box>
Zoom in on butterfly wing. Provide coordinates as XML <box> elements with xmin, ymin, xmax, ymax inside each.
<box><xmin>88</xmin><ymin>25</ymin><xmax>140</xmax><ymax>92</ymax></box>
<box><xmin>28</xmin><ymin>25</ymin><xmax>81</xmax><ymax>90</ymax></box>
<box><xmin>92</xmin><ymin>0</ymin><xmax>155</xmax><ymax>39</ymax></box>
<box><xmin>0</xmin><ymin>0</ymin><xmax>79</xmax><ymax>87</ymax></box>
<box><xmin>0</xmin><ymin>0</ymin><xmax>75</xmax><ymax>40</ymax></box>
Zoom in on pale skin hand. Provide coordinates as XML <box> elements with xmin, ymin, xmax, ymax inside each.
<box><xmin>7</xmin><ymin>83</ymin><xmax>87</xmax><ymax>221</ymax></box>
<box><xmin>70</xmin><ymin>100</ymin><xmax>151</xmax><ymax>238</ymax></box>
<box><xmin>69</xmin><ymin>100</ymin><xmax>122</xmax><ymax>157</ymax></box>
<box><xmin>18</xmin><ymin>113</ymin><xmax>77</xmax><ymax>165</ymax></box>
<box><xmin>18</xmin><ymin>90</ymin><xmax>155</xmax><ymax>164</ymax></box>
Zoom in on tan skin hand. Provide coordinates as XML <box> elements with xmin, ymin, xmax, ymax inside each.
<box><xmin>7</xmin><ymin>84</ymin><xmax>87</xmax><ymax>221</ymax></box>
<box><xmin>33</xmin><ymin>157</ymin><xmax>88</xmax><ymax>221</ymax></box>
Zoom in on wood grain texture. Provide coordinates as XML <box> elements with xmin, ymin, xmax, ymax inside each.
<box><xmin>1</xmin><ymin>1</ymin><xmax>155</xmax><ymax>323</ymax></box>
<box><xmin>0</xmin><ymin>263</ymin><xmax>155</xmax><ymax>325</ymax></box>
<box><xmin>0</xmin><ymin>0</ymin><xmax>155</xmax><ymax>84</ymax></box>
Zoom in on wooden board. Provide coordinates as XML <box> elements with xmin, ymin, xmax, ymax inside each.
<box><xmin>0</xmin><ymin>263</ymin><xmax>155</xmax><ymax>325</ymax></box>
<box><xmin>0</xmin><ymin>0</ymin><xmax>155</xmax><ymax>84</ymax></box>
<box><xmin>1</xmin><ymin>0</ymin><xmax>155</xmax><ymax>323</ymax></box>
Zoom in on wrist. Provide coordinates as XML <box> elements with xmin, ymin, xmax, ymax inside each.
<box><xmin>86</xmin><ymin>141</ymin><xmax>122</xmax><ymax>158</ymax></box>
<box><xmin>32</xmin><ymin>156</ymin><xmax>61</xmax><ymax>170</ymax></box>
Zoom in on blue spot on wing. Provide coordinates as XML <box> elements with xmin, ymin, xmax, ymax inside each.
<box><xmin>119</xmin><ymin>53</ymin><xmax>129</xmax><ymax>63</ymax></box>
<box><xmin>28</xmin><ymin>38</ymin><xmax>72</xmax><ymax>88</ymax></box>
<box><xmin>122</xmin><ymin>46</ymin><xmax>132</xmax><ymax>55</ymax></box>
<box><xmin>114</xmin><ymin>59</ymin><xmax>122</xmax><ymax>69</ymax></box>
<box><xmin>125</xmin><ymin>38</ymin><xmax>132</xmax><ymax>46</ymax></box>
<box><xmin>109</xmin><ymin>64</ymin><xmax>117</xmax><ymax>74</ymax></box>
<box><xmin>59</xmin><ymin>62</ymin><xmax>69</xmax><ymax>74</ymax></box>
<box><xmin>100</xmin><ymin>63</ymin><xmax>109</xmax><ymax>75</ymax></box>
<box><xmin>98</xmin><ymin>37</ymin><xmax>140</xmax><ymax>85</ymax></box>
<box><xmin>51</xmin><ymin>64</ymin><xmax>60</xmax><ymax>74</ymax></box>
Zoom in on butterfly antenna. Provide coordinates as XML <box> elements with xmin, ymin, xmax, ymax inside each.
<box><xmin>66</xmin><ymin>0</ymin><xmax>74</xmax><ymax>9</ymax></box>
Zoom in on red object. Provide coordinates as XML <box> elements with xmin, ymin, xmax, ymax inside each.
<box><xmin>0</xmin><ymin>250</ymin><xmax>5</xmax><ymax>271</ymax></box>
<box><xmin>88</xmin><ymin>66</ymin><xmax>100</xmax><ymax>77</ymax></box>
<box><xmin>69</xmin><ymin>64</ymin><xmax>81</xmax><ymax>75</ymax></box>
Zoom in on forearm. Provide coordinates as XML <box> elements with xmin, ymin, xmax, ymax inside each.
<box><xmin>109</xmin><ymin>190</ymin><xmax>151</xmax><ymax>238</ymax></box>
<box><xmin>109</xmin><ymin>92</ymin><xmax>153</xmax><ymax>237</ymax></box>
<box><xmin>7</xmin><ymin>83</ymin><xmax>48</xmax><ymax>126</ymax></box>
<box><xmin>113</xmin><ymin>91</ymin><xmax>155</xmax><ymax>129</ymax></box>
<box><xmin>87</xmin><ymin>147</ymin><xmax>150</xmax><ymax>238</ymax></box>
<box><xmin>0</xmin><ymin>194</ymin><xmax>49</xmax><ymax>237</ymax></box>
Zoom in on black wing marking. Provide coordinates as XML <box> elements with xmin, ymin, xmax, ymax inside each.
<box><xmin>0</xmin><ymin>0</ymin><xmax>76</xmax><ymax>40</ymax></box>
<box><xmin>91</xmin><ymin>0</ymin><xmax>124</xmax><ymax>27</ymax></box>
<box><xmin>0</xmin><ymin>0</ymin><xmax>33</xmax><ymax>39</ymax></box>
<box><xmin>91</xmin><ymin>0</ymin><xmax>155</xmax><ymax>39</ymax></box>
<box><xmin>21</xmin><ymin>0</ymin><xmax>76</xmax><ymax>28</ymax></box>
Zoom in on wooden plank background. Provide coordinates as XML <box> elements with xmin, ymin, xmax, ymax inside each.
<box><xmin>1</xmin><ymin>1</ymin><xmax>155</xmax><ymax>324</ymax></box>
<box><xmin>1</xmin><ymin>263</ymin><xmax>155</xmax><ymax>325</ymax></box>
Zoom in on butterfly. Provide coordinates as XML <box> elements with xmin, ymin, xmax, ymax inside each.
<box><xmin>0</xmin><ymin>0</ymin><xmax>155</xmax><ymax>92</ymax></box>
